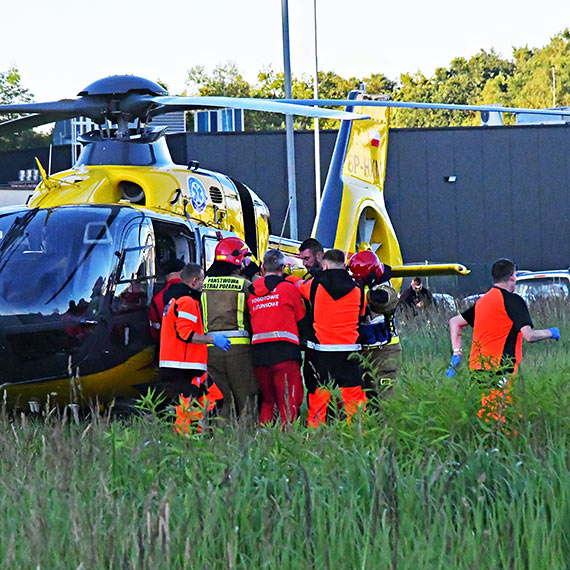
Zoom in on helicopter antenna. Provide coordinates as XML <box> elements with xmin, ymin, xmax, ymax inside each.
<box><xmin>48</xmin><ymin>144</ymin><xmax>53</xmax><ymax>177</ymax></box>
<box><xmin>277</xmin><ymin>195</ymin><xmax>294</xmax><ymax>248</ymax></box>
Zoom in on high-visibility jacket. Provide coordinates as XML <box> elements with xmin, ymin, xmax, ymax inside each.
<box><xmin>159</xmin><ymin>294</ymin><xmax>207</xmax><ymax>371</ymax></box>
<box><xmin>248</xmin><ymin>275</ymin><xmax>306</xmax><ymax>346</ymax></box>
<box><xmin>201</xmin><ymin>275</ymin><xmax>252</xmax><ymax>345</ymax></box>
<box><xmin>298</xmin><ymin>269</ymin><xmax>365</xmax><ymax>351</ymax></box>
<box><xmin>149</xmin><ymin>277</ymin><xmax>182</xmax><ymax>340</ymax></box>
<box><xmin>461</xmin><ymin>286</ymin><xmax>533</xmax><ymax>374</ymax></box>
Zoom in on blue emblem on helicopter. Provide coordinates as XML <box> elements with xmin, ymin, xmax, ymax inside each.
<box><xmin>187</xmin><ymin>177</ymin><xmax>208</xmax><ymax>214</ymax></box>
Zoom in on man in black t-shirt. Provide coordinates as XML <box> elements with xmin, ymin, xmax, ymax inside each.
<box><xmin>447</xmin><ymin>259</ymin><xmax>560</xmax><ymax>428</ymax></box>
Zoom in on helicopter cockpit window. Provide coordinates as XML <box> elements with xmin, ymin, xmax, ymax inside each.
<box><xmin>0</xmin><ymin>207</ymin><xmax>122</xmax><ymax>317</ymax></box>
<box><xmin>112</xmin><ymin>223</ymin><xmax>155</xmax><ymax>313</ymax></box>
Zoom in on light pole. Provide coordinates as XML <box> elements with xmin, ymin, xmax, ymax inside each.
<box><xmin>281</xmin><ymin>0</ymin><xmax>298</xmax><ymax>240</ymax></box>
<box><xmin>313</xmin><ymin>0</ymin><xmax>321</xmax><ymax>212</ymax></box>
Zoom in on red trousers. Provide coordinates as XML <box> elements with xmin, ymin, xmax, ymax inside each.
<box><xmin>254</xmin><ymin>360</ymin><xmax>304</xmax><ymax>425</ymax></box>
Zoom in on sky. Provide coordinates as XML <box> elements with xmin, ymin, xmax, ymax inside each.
<box><xmin>1</xmin><ymin>0</ymin><xmax>570</xmax><ymax>103</ymax></box>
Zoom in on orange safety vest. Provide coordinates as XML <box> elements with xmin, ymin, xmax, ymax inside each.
<box><xmin>159</xmin><ymin>295</ymin><xmax>207</xmax><ymax>371</ymax></box>
<box><xmin>298</xmin><ymin>271</ymin><xmax>365</xmax><ymax>351</ymax></box>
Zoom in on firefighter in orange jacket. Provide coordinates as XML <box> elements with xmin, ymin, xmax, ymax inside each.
<box><xmin>159</xmin><ymin>263</ymin><xmax>230</xmax><ymax>428</ymax></box>
<box><xmin>248</xmin><ymin>249</ymin><xmax>306</xmax><ymax>425</ymax></box>
<box><xmin>297</xmin><ymin>249</ymin><xmax>367</xmax><ymax>427</ymax></box>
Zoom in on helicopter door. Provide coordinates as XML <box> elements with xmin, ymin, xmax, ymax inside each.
<box><xmin>202</xmin><ymin>236</ymin><xmax>221</xmax><ymax>271</ymax></box>
<box><xmin>152</xmin><ymin>221</ymin><xmax>196</xmax><ymax>289</ymax></box>
<box><xmin>109</xmin><ymin>220</ymin><xmax>155</xmax><ymax>362</ymax></box>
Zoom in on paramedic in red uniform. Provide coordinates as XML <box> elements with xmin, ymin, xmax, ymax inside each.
<box><xmin>298</xmin><ymin>249</ymin><xmax>367</xmax><ymax>427</ymax></box>
<box><xmin>248</xmin><ymin>249</ymin><xmax>306</xmax><ymax>425</ymax></box>
<box><xmin>447</xmin><ymin>258</ymin><xmax>560</xmax><ymax>426</ymax></box>
<box><xmin>159</xmin><ymin>263</ymin><xmax>230</xmax><ymax>416</ymax></box>
<box><xmin>149</xmin><ymin>257</ymin><xmax>185</xmax><ymax>341</ymax></box>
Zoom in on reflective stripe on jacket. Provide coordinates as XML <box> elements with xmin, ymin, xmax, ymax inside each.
<box><xmin>305</xmin><ymin>341</ymin><xmax>361</xmax><ymax>352</ymax></box>
<box><xmin>159</xmin><ymin>295</ymin><xmax>207</xmax><ymax>370</ymax></box>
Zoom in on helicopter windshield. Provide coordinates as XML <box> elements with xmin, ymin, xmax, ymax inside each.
<box><xmin>0</xmin><ymin>207</ymin><xmax>125</xmax><ymax>317</ymax></box>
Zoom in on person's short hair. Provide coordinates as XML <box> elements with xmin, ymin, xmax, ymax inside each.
<box><xmin>162</xmin><ymin>257</ymin><xmax>185</xmax><ymax>275</ymax></box>
<box><xmin>322</xmin><ymin>249</ymin><xmax>346</xmax><ymax>266</ymax></box>
<box><xmin>181</xmin><ymin>263</ymin><xmax>204</xmax><ymax>282</ymax></box>
<box><xmin>491</xmin><ymin>258</ymin><xmax>516</xmax><ymax>283</ymax></box>
<box><xmin>299</xmin><ymin>238</ymin><xmax>324</xmax><ymax>255</ymax></box>
<box><xmin>412</xmin><ymin>277</ymin><xmax>422</xmax><ymax>285</ymax></box>
<box><xmin>263</xmin><ymin>249</ymin><xmax>285</xmax><ymax>273</ymax></box>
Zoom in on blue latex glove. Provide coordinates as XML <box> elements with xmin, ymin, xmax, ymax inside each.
<box><xmin>549</xmin><ymin>327</ymin><xmax>560</xmax><ymax>341</ymax></box>
<box><xmin>212</xmin><ymin>333</ymin><xmax>231</xmax><ymax>352</ymax></box>
<box><xmin>446</xmin><ymin>353</ymin><xmax>462</xmax><ymax>377</ymax></box>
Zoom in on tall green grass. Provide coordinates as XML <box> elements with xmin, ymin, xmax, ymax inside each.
<box><xmin>0</xmin><ymin>300</ymin><xmax>568</xmax><ymax>569</ymax></box>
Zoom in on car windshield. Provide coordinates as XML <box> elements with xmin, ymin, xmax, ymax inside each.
<box><xmin>0</xmin><ymin>207</ymin><xmax>124</xmax><ymax>316</ymax></box>
<box><xmin>515</xmin><ymin>277</ymin><xmax>570</xmax><ymax>301</ymax></box>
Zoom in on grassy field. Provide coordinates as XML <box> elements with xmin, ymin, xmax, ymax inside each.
<box><xmin>0</xmin><ymin>300</ymin><xmax>568</xmax><ymax>569</ymax></box>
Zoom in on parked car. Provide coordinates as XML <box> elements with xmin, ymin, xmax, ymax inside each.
<box><xmin>515</xmin><ymin>269</ymin><xmax>570</xmax><ymax>303</ymax></box>
<box><xmin>459</xmin><ymin>293</ymin><xmax>484</xmax><ymax>310</ymax></box>
<box><xmin>432</xmin><ymin>292</ymin><xmax>458</xmax><ymax>312</ymax></box>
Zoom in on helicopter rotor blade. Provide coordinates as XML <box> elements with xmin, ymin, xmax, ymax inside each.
<box><xmin>274</xmin><ymin>98</ymin><xmax>570</xmax><ymax>117</ymax></box>
<box><xmin>0</xmin><ymin>112</ymin><xmax>78</xmax><ymax>135</ymax></box>
<box><xmin>147</xmin><ymin>95</ymin><xmax>366</xmax><ymax>121</ymax></box>
<box><xmin>0</xmin><ymin>99</ymin><xmax>102</xmax><ymax>116</ymax></box>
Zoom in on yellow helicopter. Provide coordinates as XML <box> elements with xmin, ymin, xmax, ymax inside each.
<box><xmin>0</xmin><ymin>75</ymin><xmax>477</xmax><ymax>410</ymax></box>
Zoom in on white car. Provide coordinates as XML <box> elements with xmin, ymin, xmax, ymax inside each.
<box><xmin>515</xmin><ymin>269</ymin><xmax>570</xmax><ymax>303</ymax></box>
<box><xmin>460</xmin><ymin>293</ymin><xmax>484</xmax><ymax>310</ymax></box>
<box><xmin>432</xmin><ymin>292</ymin><xmax>458</xmax><ymax>312</ymax></box>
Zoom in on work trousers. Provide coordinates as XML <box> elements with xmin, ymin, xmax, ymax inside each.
<box><xmin>302</xmin><ymin>347</ymin><xmax>319</xmax><ymax>395</ymax></box>
<box><xmin>208</xmin><ymin>344</ymin><xmax>258</xmax><ymax>420</ymax></box>
<box><xmin>307</xmin><ymin>350</ymin><xmax>366</xmax><ymax>427</ymax></box>
<box><xmin>254</xmin><ymin>359</ymin><xmax>304</xmax><ymax>425</ymax></box>
<box><xmin>472</xmin><ymin>372</ymin><xmax>518</xmax><ymax>435</ymax></box>
<box><xmin>158</xmin><ymin>368</ymin><xmax>223</xmax><ymax>433</ymax></box>
<box><xmin>361</xmin><ymin>342</ymin><xmax>402</xmax><ymax>399</ymax></box>
<box><xmin>158</xmin><ymin>367</ymin><xmax>206</xmax><ymax>400</ymax></box>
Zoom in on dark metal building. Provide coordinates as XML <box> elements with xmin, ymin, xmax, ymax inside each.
<box><xmin>1</xmin><ymin>124</ymin><xmax>568</xmax><ymax>294</ymax></box>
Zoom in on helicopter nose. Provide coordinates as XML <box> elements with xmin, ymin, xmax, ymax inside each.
<box><xmin>0</xmin><ymin>315</ymin><xmax>97</xmax><ymax>387</ymax></box>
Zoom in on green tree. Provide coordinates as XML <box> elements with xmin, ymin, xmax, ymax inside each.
<box><xmin>252</xmin><ymin>66</ymin><xmax>315</xmax><ymax>130</ymax></box>
<box><xmin>393</xmin><ymin>50</ymin><xmax>515</xmax><ymax>127</ymax></box>
<box><xmin>507</xmin><ymin>30</ymin><xmax>570</xmax><ymax>109</ymax></box>
<box><xmin>0</xmin><ymin>66</ymin><xmax>52</xmax><ymax>150</ymax></box>
<box><xmin>184</xmin><ymin>62</ymin><xmax>399</xmax><ymax>131</ymax></box>
<box><xmin>185</xmin><ymin>62</ymin><xmax>255</xmax><ymax>130</ymax></box>
<box><xmin>186</xmin><ymin>62</ymin><xmax>252</xmax><ymax>98</ymax></box>
<box><xmin>361</xmin><ymin>72</ymin><xmax>396</xmax><ymax>95</ymax></box>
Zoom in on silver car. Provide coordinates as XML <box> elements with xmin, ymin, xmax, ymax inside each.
<box><xmin>515</xmin><ymin>269</ymin><xmax>570</xmax><ymax>303</ymax></box>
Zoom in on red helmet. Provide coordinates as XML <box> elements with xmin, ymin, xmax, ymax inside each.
<box><xmin>348</xmin><ymin>251</ymin><xmax>385</xmax><ymax>286</ymax></box>
<box><xmin>214</xmin><ymin>237</ymin><xmax>251</xmax><ymax>266</ymax></box>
